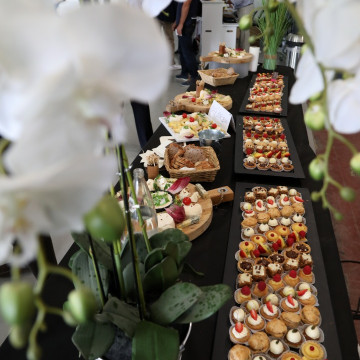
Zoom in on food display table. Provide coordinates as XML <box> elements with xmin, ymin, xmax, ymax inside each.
<box><xmin>0</xmin><ymin>66</ymin><xmax>357</xmax><ymax>360</ymax></box>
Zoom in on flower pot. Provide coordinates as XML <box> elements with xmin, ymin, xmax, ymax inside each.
<box><xmin>263</xmin><ymin>52</ymin><xmax>277</xmax><ymax>70</ymax></box>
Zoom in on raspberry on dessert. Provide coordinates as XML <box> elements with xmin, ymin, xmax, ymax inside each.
<box><xmin>273</xmin><ymin>274</ymin><xmax>281</xmax><ymax>282</ymax></box>
<box><xmin>258</xmin><ymin>281</ymin><xmax>266</xmax><ymax>291</ymax></box>
<box><xmin>289</xmin><ymin>270</ymin><xmax>297</xmax><ymax>278</ymax></box>
<box><xmin>241</xmin><ymin>286</ymin><xmax>251</xmax><ymax>295</ymax></box>
<box><xmin>303</xmin><ymin>266</ymin><xmax>312</xmax><ymax>275</ymax></box>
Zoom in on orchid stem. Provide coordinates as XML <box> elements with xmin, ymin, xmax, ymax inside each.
<box><xmin>112</xmin><ymin>239</ymin><xmax>126</xmax><ymax>300</ymax></box>
<box><xmin>0</xmin><ymin>139</ymin><xmax>10</xmax><ymax>175</ymax></box>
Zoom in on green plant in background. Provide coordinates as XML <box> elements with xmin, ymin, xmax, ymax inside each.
<box><xmin>239</xmin><ymin>0</ymin><xmax>360</xmax><ymax>219</ymax></box>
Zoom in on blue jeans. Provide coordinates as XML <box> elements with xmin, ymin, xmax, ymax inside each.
<box><xmin>178</xmin><ymin>22</ymin><xmax>198</xmax><ymax>80</ymax></box>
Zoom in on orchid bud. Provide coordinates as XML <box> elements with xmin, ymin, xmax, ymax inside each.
<box><xmin>239</xmin><ymin>15</ymin><xmax>252</xmax><ymax>30</ymax></box>
<box><xmin>340</xmin><ymin>187</ymin><xmax>356</xmax><ymax>202</ymax></box>
<box><xmin>309</xmin><ymin>158</ymin><xmax>325</xmax><ymax>181</ymax></box>
<box><xmin>350</xmin><ymin>153</ymin><xmax>360</xmax><ymax>174</ymax></box>
<box><xmin>304</xmin><ymin>103</ymin><xmax>326</xmax><ymax>131</ymax></box>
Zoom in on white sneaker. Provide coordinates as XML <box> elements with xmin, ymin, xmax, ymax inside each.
<box><xmin>170</xmin><ymin>64</ymin><xmax>182</xmax><ymax>70</ymax></box>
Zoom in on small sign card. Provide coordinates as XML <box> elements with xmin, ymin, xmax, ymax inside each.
<box><xmin>209</xmin><ymin>100</ymin><xmax>235</xmax><ymax>132</ymax></box>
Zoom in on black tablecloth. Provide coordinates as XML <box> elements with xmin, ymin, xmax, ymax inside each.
<box><xmin>0</xmin><ymin>66</ymin><xmax>357</xmax><ymax>359</ymax></box>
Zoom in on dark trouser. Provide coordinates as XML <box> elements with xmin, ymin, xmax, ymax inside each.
<box><xmin>131</xmin><ymin>101</ymin><xmax>153</xmax><ymax>148</ymax></box>
<box><xmin>178</xmin><ymin>22</ymin><xmax>198</xmax><ymax>80</ymax></box>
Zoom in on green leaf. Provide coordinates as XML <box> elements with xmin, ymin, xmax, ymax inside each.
<box><xmin>132</xmin><ymin>321</ymin><xmax>179</xmax><ymax>360</ymax></box>
<box><xmin>175</xmin><ymin>284</ymin><xmax>232</xmax><ymax>324</ymax></box>
<box><xmin>70</xmin><ymin>250</ymin><xmax>109</xmax><ymax>307</ymax></box>
<box><xmin>121</xmin><ymin>233</ymin><xmax>148</xmax><ymax>267</ymax></box>
<box><xmin>71</xmin><ymin>232</ymin><xmax>112</xmax><ymax>270</ymax></box>
<box><xmin>143</xmin><ymin>257</ymin><xmax>178</xmax><ymax>294</ymax></box>
<box><xmin>95</xmin><ymin>296</ymin><xmax>140</xmax><ymax>338</ymax></box>
<box><xmin>182</xmin><ymin>263</ymin><xmax>204</xmax><ymax>277</ymax></box>
<box><xmin>149</xmin><ymin>229</ymin><xmax>188</xmax><ymax>248</ymax></box>
<box><xmin>123</xmin><ymin>262</ymin><xmax>145</xmax><ymax>300</ymax></box>
<box><xmin>72</xmin><ymin>320</ymin><xmax>115</xmax><ymax>360</ymax></box>
<box><xmin>149</xmin><ymin>282</ymin><xmax>202</xmax><ymax>325</ymax></box>
<box><xmin>144</xmin><ymin>249</ymin><xmax>164</xmax><ymax>272</ymax></box>
<box><xmin>164</xmin><ymin>241</ymin><xmax>192</xmax><ymax>266</ymax></box>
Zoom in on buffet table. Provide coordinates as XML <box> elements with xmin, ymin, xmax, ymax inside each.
<box><xmin>0</xmin><ymin>66</ymin><xmax>357</xmax><ymax>359</ymax></box>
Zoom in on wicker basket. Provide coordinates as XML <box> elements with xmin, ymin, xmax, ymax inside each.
<box><xmin>198</xmin><ymin>69</ymin><xmax>238</xmax><ymax>87</ymax></box>
<box><xmin>164</xmin><ymin>146</ymin><xmax>220</xmax><ymax>182</ymax></box>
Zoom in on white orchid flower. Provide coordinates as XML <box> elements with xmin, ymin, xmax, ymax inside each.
<box><xmin>328</xmin><ymin>74</ymin><xmax>360</xmax><ymax>134</ymax></box>
<box><xmin>0</xmin><ymin>0</ymin><xmax>171</xmax><ymax>141</ymax></box>
<box><xmin>0</xmin><ymin>153</ymin><xmax>117</xmax><ymax>266</ymax></box>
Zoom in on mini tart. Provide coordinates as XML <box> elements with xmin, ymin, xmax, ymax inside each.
<box><xmin>241</xmin><ymin>202</ymin><xmax>253</xmax><ymax>212</ymax></box>
<box><xmin>268</xmin><ymin>208</ymin><xmax>281</xmax><ymax>219</ymax></box>
<box><xmin>297</xmin><ymin>289</ymin><xmax>317</xmax><ymax>306</ymax></box>
<box><xmin>277</xmin><ymin>186</ymin><xmax>288</xmax><ymax>195</ymax></box>
<box><xmin>237</xmin><ymin>259</ymin><xmax>254</xmax><ymax>273</ymax></box>
<box><xmin>300</xmin><ymin>305</ymin><xmax>321</xmax><ymax>326</ymax></box>
<box><xmin>279</xmin><ymin>195</ymin><xmax>291</xmax><ymax>207</ymax></box>
<box><xmin>248</xmin><ymin>332</ymin><xmax>270</xmax><ymax>353</ymax></box>
<box><xmin>275</xmin><ymin>225</ymin><xmax>291</xmax><ymax>237</ymax></box>
<box><xmin>285</xmin><ymin>329</ymin><xmax>303</xmax><ymax>348</ymax></box>
<box><xmin>253</xmin><ymin>186</ymin><xmax>268</xmax><ymax>199</ymax></box>
<box><xmin>280</xmin><ymin>297</ymin><xmax>300</xmax><ymax>312</ymax></box>
<box><xmin>245</xmin><ymin>312</ymin><xmax>265</xmax><ymax>331</ymax></box>
<box><xmin>292</xmin><ymin>213</ymin><xmax>304</xmax><ymax>223</ymax></box>
<box><xmin>283</xmin><ymin>271</ymin><xmax>300</xmax><ymax>287</ymax></box>
<box><xmin>292</xmin><ymin>203</ymin><xmax>305</xmax><ymax>215</ymax></box>
<box><xmin>303</xmin><ymin>325</ymin><xmax>321</xmax><ymax>341</ymax></box>
<box><xmin>258</xmin><ymin>223</ymin><xmax>270</xmax><ymax>234</ymax></box>
<box><xmin>280</xmin><ymin>311</ymin><xmax>301</xmax><ymax>329</ymax></box>
<box><xmin>251</xmin><ymin>234</ymin><xmax>267</xmax><ymax>245</ymax></box>
<box><xmin>244</xmin><ymin>159</ymin><xmax>257</xmax><ymax>169</ymax></box>
<box><xmin>260</xmin><ymin>303</ymin><xmax>279</xmax><ymax>320</ymax></box>
<box><xmin>283</xmin><ymin>163</ymin><xmax>294</xmax><ymax>172</ymax></box>
<box><xmin>284</xmin><ymin>249</ymin><xmax>300</xmax><ymax>260</ymax></box>
<box><xmin>288</xmin><ymin>189</ymin><xmax>300</xmax><ymax>197</ymax></box>
<box><xmin>242</xmin><ymin>226</ymin><xmax>256</xmax><ymax>239</ymax></box>
<box><xmin>268</xmin><ymin>218</ymin><xmax>279</xmax><ymax>227</ymax></box>
<box><xmin>268</xmin><ymin>275</ymin><xmax>285</xmax><ymax>291</ymax></box>
<box><xmin>252</xmin><ymin>265</ymin><xmax>267</xmax><ymax>281</ymax></box>
<box><xmin>270</xmin><ymin>254</ymin><xmax>285</xmax><ymax>265</ymax></box>
<box><xmin>299</xmin><ymin>253</ymin><xmax>313</xmax><ymax>268</ymax></box>
<box><xmin>300</xmin><ymin>341</ymin><xmax>325</xmax><ymax>360</ymax></box>
<box><xmin>266</xmin><ymin>230</ymin><xmax>280</xmax><ymax>243</ymax></box>
<box><xmin>228</xmin><ymin>344</ymin><xmax>252</xmax><ymax>360</ymax></box>
<box><xmin>257</xmin><ymin>212</ymin><xmax>271</xmax><ymax>224</ymax></box>
<box><xmin>268</xmin><ymin>339</ymin><xmax>286</xmax><ymax>358</ymax></box>
<box><xmin>265</xmin><ymin>318</ymin><xmax>287</xmax><ymax>338</ymax></box>
<box><xmin>280</xmin><ymin>217</ymin><xmax>292</xmax><ymax>227</ymax></box>
<box><xmin>237</xmin><ymin>272</ymin><xmax>253</xmax><ymax>288</ymax></box>
<box><xmin>280</xmin><ymin>205</ymin><xmax>294</xmax><ymax>218</ymax></box>
<box><xmin>230</xmin><ymin>307</ymin><xmax>246</xmax><ymax>324</ymax></box>
<box><xmin>299</xmin><ymin>266</ymin><xmax>314</xmax><ymax>283</ymax></box>
<box><xmin>291</xmin><ymin>222</ymin><xmax>308</xmax><ymax>234</ymax></box>
<box><xmin>240</xmin><ymin>241</ymin><xmax>256</xmax><ymax>252</ymax></box>
<box><xmin>266</xmin><ymin>196</ymin><xmax>278</xmax><ymax>208</ymax></box>
<box><xmin>293</xmin><ymin>242</ymin><xmax>311</xmax><ymax>254</ymax></box>
<box><xmin>255</xmin><ymin>199</ymin><xmax>267</xmax><ymax>212</ymax></box>
<box><xmin>267</xmin><ymin>263</ymin><xmax>283</xmax><ymax>277</ymax></box>
<box><xmin>255</xmin><ymin>257</ymin><xmax>271</xmax><ymax>267</ymax></box>
<box><xmin>283</xmin><ymin>258</ymin><xmax>299</xmax><ymax>271</ymax></box>
<box><xmin>268</xmin><ymin>188</ymin><xmax>279</xmax><ymax>197</ymax></box>
<box><xmin>245</xmin><ymin>191</ymin><xmax>256</xmax><ymax>203</ymax></box>
<box><xmin>280</xmin><ymin>352</ymin><xmax>302</xmax><ymax>360</ymax></box>
<box><xmin>241</xmin><ymin>216</ymin><xmax>258</xmax><ymax>229</ymax></box>
<box><xmin>253</xmin><ymin>281</ymin><xmax>269</xmax><ymax>298</ymax></box>
<box><xmin>243</xmin><ymin>209</ymin><xmax>256</xmax><ymax>218</ymax></box>
<box><xmin>229</xmin><ymin>323</ymin><xmax>251</xmax><ymax>344</ymax></box>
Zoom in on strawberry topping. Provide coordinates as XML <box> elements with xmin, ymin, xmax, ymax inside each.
<box><xmin>235</xmin><ymin>322</ymin><xmax>244</xmax><ymax>333</ymax></box>
<box><xmin>286</xmin><ymin>237</ymin><xmax>295</xmax><ymax>247</ymax></box>
<box><xmin>240</xmin><ymin>250</ymin><xmax>247</xmax><ymax>258</ymax></box>
<box><xmin>253</xmin><ymin>249</ymin><xmax>260</xmax><ymax>258</ymax></box>
<box><xmin>268</xmin><ymin>199</ymin><xmax>274</xmax><ymax>205</ymax></box>
<box><xmin>276</xmin><ymin>239</ymin><xmax>282</xmax><ymax>247</ymax></box>
<box><xmin>299</xmin><ymin>230</ymin><xmax>306</xmax><ymax>238</ymax></box>
<box><xmin>297</xmin><ymin>289</ymin><xmax>308</xmax><ymax>297</ymax></box>
<box><xmin>287</xmin><ymin>295</ymin><xmax>295</xmax><ymax>306</ymax></box>
<box><xmin>295</xmin><ymin>196</ymin><xmax>304</xmax><ymax>202</ymax></box>
<box><xmin>258</xmin><ymin>245</ymin><xmax>266</xmax><ymax>254</ymax></box>
<box><xmin>272</xmin><ymin>243</ymin><xmax>279</xmax><ymax>251</ymax></box>
<box><xmin>250</xmin><ymin>309</ymin><xmax>257</xmax><ymax>320</ymax></box>
<box><xmin>266</xmin><ymin>301</ymin><xmax>274</xmax><ymax>313</ymax></box>
<box><xmin>246</xmin><ymin>148</ymin><xmax>253</xmax><ymax>155</ymax></box>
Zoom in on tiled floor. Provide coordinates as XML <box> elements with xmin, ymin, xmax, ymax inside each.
<box><xmin>313</xmin><ymin>130</ymin><xmax>360</xmax><ymax>343</ymax></box>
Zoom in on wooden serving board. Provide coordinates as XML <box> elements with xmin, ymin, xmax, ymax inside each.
<box><xmin>177</xmin><ymin>184</ymin><xmax>213</xmax><ymax>241</ymax></box>
<box><xmin>200</xmin><ymin>52</ymin><xmax>253</xmax><ymax>64</ymax></box>
<box><xmin>166</xmin><ymin>93</ymin><xmax>232</xmax><ymax>114</ymax></box>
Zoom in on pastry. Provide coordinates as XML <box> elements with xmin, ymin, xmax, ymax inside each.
<box><xmin>268</xmin><ymin>208</ymin><xmax>281</xmax><ymax>219</ymax></box>
<box><xmin>239</xmin><ymin>241</ymin><xmax>256</xmax><ymax>253</ymax></box>
<box><xmin>300</xmin><ymin>305</ymin><xmax>321</xmax><ymax>325</ymax></box>
<box><xmin>264</xmin><ymin>293</ymin><xmax>280</xmax><ymax>306</ymax></box>
<box><xmin>291</xmin><ymin>222</ymin><xmax>307</xmax><ymax>234</ymax></box>
<box><xmin>277</xmin><ymin>186</ymin><xmax>288</xmax><ymax>195</ymax></box>
<box><xmin>230</xmin><ymin>322</ymin><xmax>251</xmax><ymax>344</ymax></box>
<box><xmin>285</xmin><ymin>329</ymin><xmax>303</xmax><ymax>348</ymax></box>
<box><xmin>243</xmin><ymin>209</ymin><xmax>256</xmax><ymax>218</ymax></box>
<box><xmin>281</xmin><ymin>295</ymin><xmax>300</xmax><ymax>312</ymax></box>
<box><xmin>283</xmin><ymin>258</ymin><xmax>299</xmax><ymax>271</ymax></box>
<box><xmin>285</xmin><ymin>233</ymin><xmax>296</xmax><ymax>248</ymax></box>
<box><xmin>257</xmin><ymin>212</ymin><xmax>270</xmax><ymax>224</ymax></box>
<box><xmin>299</xmin><ymin>265</ymin><xmax>314</xmax><ymax>283</ymax></box>
<box><xmin>288</xmin><ymin>189</ymin><xmax>299</xmax><ymax>197</ymax></box>
<box><xmin>255</xmin><ymin>199</ymin><xmax>266</xmax><ymax>212</ymax></box>
<box><xmin>294</xmin><ymin>242</ymin><xmax>311</xmax><ymax>254</ymax></box>
<box><xmin>253</xmin><ymin>281</ymin><xmax>268</xmax><ymax>298</ymax></box>
<box><xmin>266</xmin><ymin>230</ymin><xmax>280</xmax><ymax>243</ymax></box>
<box><xmin>279</xmin><ymin>195</ymin><xmax>291</xmax><ymax>207</ymax></box>
<box><xmin>280</xmin><ymin>217</ymin><xmax>292</xmax><ymax>227</ymax></box>
<box><xmin>268</xmin><ymin>188</ymin><xmax>279</xmax><ymax>197</ymax></box>
<box><xmin>270</xmin><ymin>254</ymin><xmax>285</xmax><ymax>265</ymax></box>
<box><xmin>280</xmin><ymin>311</ymin><xmax>301</xmax><ymax>329</ymax></box>
<box><xmin>253</xmin><ymin>356</ymin><xmax>269</xmax><ymax>360</ymax></box>
<box><xmin>244</xmin><ymin>157</ymin><xmax>257</xmax><ymax>169</ymax></box>
<box><xmin>265</xmin><ymin>318</ymin><xmax>287</xmax><ymax>338</ymax></box>
<box><xmin>292</xmin><ymin>213</ymin><xmax>304</xmax><ymax>223</ymax></box>
<box><xmin>267</xmin><ymin>262</ymin><xmax>282</xmax><ymax>276</ymax></box>
<box><xmin>238</xmin><ymin>259</ymin><xmax>253</xmax><ymax>273</ymax></box>
<box><xmin>241</xmin><ymin>217</ymin><xmax>258</xmax><ymax>229</ymax></box>
<box><xmin>297</xmin><ymin>282</ymin><xmax>313</xmax><ymax>294</ymax></box>
<box><xmin>280</xmin><ymin>352</ymin><xmax>302</xmax><ymax>360</ymax></box>
<box><xmin>283</xmin><ymin>270</ymin><xmax>300</xmax><ymax>287</ymax></box>
<box><xmin>235</xmin><ymin>286</ymin><xmax>252</xmax><ymax>304</ymax></box>
<box><xmin>253</xmin><ymin>186</ymin><xmax>268</xmax><ymax>199</ymax></box>
<box><xmin>268</xmin><ymin>217</ymin><xmax>279</xmax><ymax>227</ymax></box>
<box><xmin>241</xmin><ymin>202</ymin><xmax>253</xmax><ymax>212</ymax></box>
<box><xmin>260</xmin><ymin>301</ymin><xmax>279</xmax><ymax>320</ymax></box>
<box><xmin>237</xmin><ymin>272</ymin><xmax>253</xmax><ymax>288</ymax></box>
<box><xmin>252</xmin><ymin>265</ymin><xmax>267</xmax><ymax>281</ymax></box>
<box><xmin>297</xmin><ymin>288</ymin><xmax>317</xmax><ymax>306</ymax></box>
<box><xmin>248</xmin><ymin>332</ymin><xmax>270</xmax><ymax>353</ymax></box>
<box><xmin>279</xmin><ymin>285</ymin><xmax>295</xmax><ymax>298</ymax></box>
<box><xmin>228</xmin><ymin>344</ymin><xmax>252</xmax><ymax>360</ymax></box>
<box><xmin>257</xmin><ymin>223</ymin><xmax>270</xmax><ymax>234</ymax></box>
<box><xmin>280</xmin><ymin>205</ymin><xmax>294</xmax><ymax>218</ymax></box>
<box><xmin>299</xmin><ymin>253</ymin><xmax>313</xmax><ymax>268</ymax></box>
<box><xmin>246</xmin><ymin>299</ymin><xmax>260</xmax><ymax>312</ymax></box>
<box><xmin>275</xmin><ymin>225</ymin><xmax>291</xmax><ymax>237</ymax></box>
<box><xmin>255</xmin><ymin>257</ymin><xmax>271</xmax><ymax>267</ymax></box>
<box><xmin>268</xmin><ymin>273</ymin><xmax>284</xmax><ymax>291</ymax></box>
<box><xmin>303</xmin><ymin>325</ymin><xmax>321</xmax><ymax>341</ymax></box>
<box><xmin>300</xmin><ymin>341</ymin><xmax>325</xmax><ymax>360</ymax></box>
<box><xmin>242</xmin><ymin>227</ymin><xmax>255</xmax><ymax>239</ymax></box>
<box><xmin>266</xmin><ymin>196</ymin><xmax>277</xmax><ymax>208</ymax></box>
<box><xmin>231</xmin><ymin>307</ymin><xmax>246</xmax><ymax>324</ymax></box>
<box><xmin>284</xmin><ymin>249</ymin><xmax>300</xmax><ymax>260</ymax></box>
<box><xmin>268</xmin><ymin>339</ymin><xmax>286</xmax><ymax>358</ymax></box>
<box><xmin>245</xmin><ymin>310</ymin><xmax>265</xmax><ymax>331</ymax></box>
<box><xmin>290</xmin><ymin>195</ymin><xmax>304</xmax><ymax>204</ymax></box>
<box><xmin>292</xmin><ymin>203</ymin><xmax>305</xmax><ymax>215</ymax></box>
<box><xmin>251</xmin><ymin>234</ymin><xmax>267</xmax><ymax>246</ymax></box>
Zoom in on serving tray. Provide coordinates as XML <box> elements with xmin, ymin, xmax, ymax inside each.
<box><xmin>211</xmin><ymin>182</ymin><xmax>342</xmax><ymax>360</ymax></box>
<box><xmin>239</xmin><ymin>73</ymin><xmax>289</xmax><ymax>117</ymax></box>
<box><xmin>234</xmin><ymin>115</ymin><xmax>305</xmax><ymax>178</ymax></box>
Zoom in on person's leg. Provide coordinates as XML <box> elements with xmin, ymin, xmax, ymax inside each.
<box><xmin>179</xmin><ymin>22</ymin><xmax>198</xmax><ymax>81</ymax></box>
<box><xmin>237</xmin><ymin>3</ymin><xmax>254</xmax><ymax>51</ymax></box>
<box><xmin>177</xmin><ymin>34</ymin><xmax>189</xmax><ymax>78</ymax></box>
<box><xmin>130</xmin><ymin>101</ymin><xmax>153</xmax><ymax>148</ymax></box>
<box><xmin>162</xmin><ymin>21</ymin><xmax>176</xmax><ymax>64</ymax></box>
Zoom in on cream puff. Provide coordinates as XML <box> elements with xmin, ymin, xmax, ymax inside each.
<box><xmin>245</xmin><ymin>310</ymin><xmax>265</xmax><ymax>331</ymax></box>
<box><xmin>281</xmin><ymin>295</ymin><xmax>300</xmax><ymax>312</ymax></box>
<box><xmin>260</xmin><ymin>301</ymin><xmax>279</xmax><ymax>320</ymax></box>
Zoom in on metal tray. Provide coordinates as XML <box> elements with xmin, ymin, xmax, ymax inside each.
<box><xmin>234</xmin><ymin>115</ymin><xmax>305</xmax><ymax>178</ymax></box>
<box><xmin>211</xmin><ymin>182</ymin><xmax>342</xmax><ymax>360</ymax></box>
<box><xmin>239</xmin><ymin>73</ymin><xmax>288</xmax><ymax>117</ymax></box>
